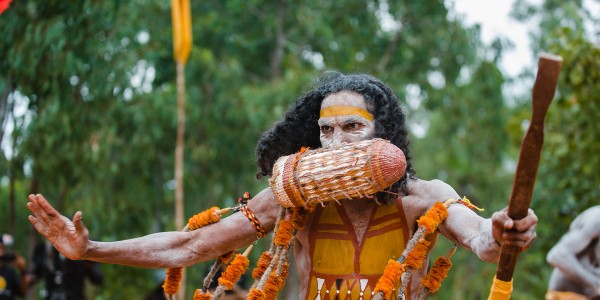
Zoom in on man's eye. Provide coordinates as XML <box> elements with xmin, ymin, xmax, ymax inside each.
<box><xmin>346</xmin><ymin>122</ymin><xmax>361</xmax><ymax>129</ymax></box>
<box><xmin>320</xmin><ymin>125</ymin><xmax>333</xmax><ymax>133</ymax></box>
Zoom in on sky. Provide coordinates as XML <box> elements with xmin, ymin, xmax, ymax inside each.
<box><xmin>451</xmin><ymin>0</ymin><xmax>537</xmax><ymax>78</ymax></box>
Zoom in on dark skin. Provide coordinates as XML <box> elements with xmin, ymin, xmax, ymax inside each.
<box><xmin>27</xmin><ymin>91</ymin><xmax>538</xmax><ymax>299</ymax></box>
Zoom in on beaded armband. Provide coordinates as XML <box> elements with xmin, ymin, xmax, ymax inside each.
<box><xmin>236</xmin><ymin>192</ymin><xmax>266</xmax><ymax>239</ymax></box>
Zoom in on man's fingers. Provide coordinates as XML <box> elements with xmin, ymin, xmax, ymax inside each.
<box><xmin>503</xmin><ymin>219</ymin><xmax>514</xmax><ymax>230</ymax></box>
<box><xmin>35</xmin><ymin>194</ymin><xmax>60</xmax><ymax>218</ymax></box>
<box><xmin>28</xmin><ymin>194</ymin><xmax>64</xmax><ymax>226</ymax></box>
<box><xmin>513</xmin><ymin>209</ymin><xmax>538</xmax><ymax>232</ymax></box>
<box><xmin>27</xmin><ymin>195</ymin><xmax>52</xmax><ymax>225</ymax></box>
<box><xmin>28</xmin><ymin>215</ymin><xmax>50</xmax><ymax>236</ymax></box>
<box><xmin>502</xmin><ymin>229</ymin><xmax>536</xmax><ymax>248</ymax></box>
<box><xmin>73</xmin><ymin>211</ymin><xmax>86</xmax><ymax>233</ymax></box>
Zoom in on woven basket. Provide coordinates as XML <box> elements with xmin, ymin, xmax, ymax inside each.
<box><xmin>269</xmin><ymin>138</ymin><xmax>406</xmax><ymax>207</ymax></box>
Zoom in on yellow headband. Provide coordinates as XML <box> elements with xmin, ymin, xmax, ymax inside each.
<box><xmin>319</xmin><ymin>106</ymin><xmax>374</xmax><ymax>121</ymax></box>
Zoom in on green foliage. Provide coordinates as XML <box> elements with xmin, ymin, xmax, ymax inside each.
<box><xmin>503</xmin><ymin>1</ymin><xmax>600</xmax><ymax>298</ymax></box>
<box><xmin>2</xmin><ymin>0</ymin><xmax>597</xmax><ymax>298</ymax></box>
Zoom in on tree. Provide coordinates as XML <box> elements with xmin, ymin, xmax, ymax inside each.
<box><xmin>1</xmin><ymin>0</ymin><xmax>525</xmax><ymax>297</ymax></box>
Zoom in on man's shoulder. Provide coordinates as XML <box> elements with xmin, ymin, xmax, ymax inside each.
<box><xmin>400</xmin><ymin>178</ymin><xmax>460</xmax><ymax>219</ymax></box>
<box><xmin>406</xmin><ymin>178</ymin><xmax>458</xmax><ymax>200</ymax></box>
<box><xmin>572</xmin><ymin>206</ymin><xmax>600</xmax><ymax>234</ymax></box>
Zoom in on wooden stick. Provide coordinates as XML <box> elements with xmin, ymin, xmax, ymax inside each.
<box><xmin>495</xmin><ymin>53</ymin><xmax>562</xmax><ymax>281</ymax></box>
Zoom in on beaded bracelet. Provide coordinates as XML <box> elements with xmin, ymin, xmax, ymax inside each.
<box><xmin>240</xmin><ymin>205</ymin><xmax>266</xmax><ymax>239</ymax></box>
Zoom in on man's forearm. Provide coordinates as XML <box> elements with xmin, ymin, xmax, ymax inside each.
<box><xmin>465</xmin><ymin>219</ymin><xmax>501</xmax><ymax>263</ymax></box>
<box><xmin>84</xmin><ymin>231</ymin><xmax>200</xmax><ymax>268</ymax></box>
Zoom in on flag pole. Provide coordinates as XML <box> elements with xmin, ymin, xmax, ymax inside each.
<box><xmin>171</xmin><ymin>0</ymin><xmax>192</xmax><ymax>298</ymax></box>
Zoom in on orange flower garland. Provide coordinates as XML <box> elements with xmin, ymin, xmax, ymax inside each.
<box><xmin>373</xmin><ymin>201</ymin><xmax>451</xmax><ymax>300</ymax></box>
<box><xmin>421</xmin><ymin>256</ymin><xmax>452</xmax><ymax>292</ymax></box>
<box><xmin>290</xmin><ymin>206</ymin><xmax>313</xmax><ymax>230</ymax></box>
<box><xmin>418</xmin><ymin>245</ymin><xmax>457</xmax><ymax>299</ymax></box>
<box><xmin>163</xmin><ymin>267</ymin><xmax>183</xmax><ymax>295</ymax></box>
<box><xmin>188</xmin><ymin>206</ymin><xmax>222</xmax><ymax>230</ymax></box>
<box><xmin>250</xmin><ymin>205</ymin><xmax>308</xmax><ymax>300</ymax></box>
<box><xmin>373</xmin><ymin>260</ymin><xmax>405</xmax><ymax>300</ymax></box>
<box><xmin>193</xmin><ymin>289</ymin><xmax>212</xmax><ymax>300</ymax></box>
<box><xmin>416</xmin><ymin>202</ymin><xmax>448</xmax><ymax>234</ymax></box>
<box><xmin>163</xmin><ymin>206</ymin><xmax>226</xmax><ymax>297</ymax></box>
<box><xmin>263</xmin><ymin>273</ymin><xmax>285</xmax><ymax>300</ymax></box>
<box><xmin>404</xmin><ymin>239</ymin><xmax>431</xmax><ymax>270</ymax></box>
<box><xmin>247</xmin><ymin>288</ymin><xmax>265</xmax><ymax>300</ymax></box>
<box><xmin>373</xmin><ymin>197</ymin><xmax>483</xmax><ymax>300</ymax></box>
<box><xmin>217</xmin><ymin>254</ymin><xmax>250</xmax><ymax>290</ymax></box>
<box><xmin>273</xmin><ymin>220</ymin><xmax>293</xmax><ymax>247</ymax></box>
<box><xmin>251</xmin><ymin>252</ymin><xmax>274</xmax><ymax>281</ymax></box>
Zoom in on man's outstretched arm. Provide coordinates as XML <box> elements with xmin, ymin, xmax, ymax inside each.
<box><xmin>27</xmin><ymin>189</ymin><xmax>280</xmax><ymax>269</ymax></box>
<box><xmin>441</xmin><ymin>204</ymin><xmax>537</xmax><ymax>263</ymax></box>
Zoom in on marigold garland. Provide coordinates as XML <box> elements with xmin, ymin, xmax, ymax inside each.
<box><xmin>217</xmin><ymin>254</ymin><xmax>250</xmax><ymax>290</ymax></box>
<box><xmin>217</xmin><ymin>251</ymin><xmax>235</xmax><ymax>264</ymax></box>
<box><xmin>247</xmin><ymin>288</ymin><xmax>265</xmax><ymax>300</ymax></box>
<box><xmin>416</xmin><ymin>202</ymin><xmax>448</xmax><ymax>234</ymax></box>
<box><xmin>251</xmin><ymin>205</ymin><xmax>303</xmax><ymax>300</ymax></box>
<box><xmin>290</xmin><ymin>207</ymin><xmax>312</xmax><ymax>230</ymax></box>
<box><xmin>404</xmin><ymin>239</ymin><xmax>431</xmax><ymax>270</ymax></box>
<box><xmin>162</xmin><ymin>267</ymin><xmax>183</xmax><ymax>295</ymax></box>
<box><xmin>252</xmin><ymin>252</ymin><xmax>274</xmax><ymax>280</ymax></box>
<box><xmin>163</xmin><ymin>206</ymin><xmax>226</xmax><ymax>297</ymax></box>
<box><xmin>374</xmin><ymin>200</ymin><xmax>457</xmax><ymax>300</ymax></box>
<box><xmin>250</xmin><ymin>207</ymin><xmax>287</xmax><ymax>291</ymax></box>
<box><xmin>203</xmin><ymin>251</ymin><xmax>236</xmax><ymax>292</ymax></box>
<box><xmin>188</xmin><ymin>206</ymin><xmax>222</xmax><ymax>230</ymax></box>
<box><xmin>417</xmin><ymin>245</ymin><xmax>457</xmax><ymax>300</ymax></box>
<box><xmin>273</xmin><ymin>220</ymin><xmax>293</xmax><ymax>247</ymax></box>
<box><xmin>164</xmin><ymin>190</ymin><xmax>482</xmax><ymax>300</ymax></box>
<box><xmin>421</xmin><ymin>256</ymin><xmax>452</xmax><ymax>292</ymax></box>
<box><xmin>193</xmin><ymin>289</ymin><xmax>212</xmax><ymax>300</ymax></box>
<box><xmin>263</xmin><ymin>274</ymin><xmax>285</xmax><ymax>300</ymax></box>
<box><xmin>373</xmin><ymin>260</ymin><xmax>405</xmax><ymax>299</ymax></box>
<box><xmin>278</xmin><ymin>262</ymin><xmax>289</xmax><ymax>279</ymax></box>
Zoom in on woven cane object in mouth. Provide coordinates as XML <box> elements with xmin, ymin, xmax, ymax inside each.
<box><xmin>269</xmin><ymin>138</ymin><xmax>406</xmax><ymax>208</ymax></box>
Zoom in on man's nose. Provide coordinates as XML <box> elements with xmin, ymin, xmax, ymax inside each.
<box><xmin>330</xmin><ymin>129</ymin><xmax>347</xmax><ymax>147</ymax></box>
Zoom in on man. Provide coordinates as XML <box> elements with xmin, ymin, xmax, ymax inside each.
<box><xmin>546</xmin><ymin>206</ymin><xmax>600</xmax><ymax>300</ymax></box>
<box><xmin>27</xmin><ymin>73</ymin><xmax>538</xmax><ymax>299</ymax></box>
<box><xmin>0</xmin><ymin>234</ymin><xmax>29</xmax><ymax>300</ymax></box>
<box><xmin>31</xmin><ymin>240</ymin><xmax>104</xmax><ymax>300</ymax></box>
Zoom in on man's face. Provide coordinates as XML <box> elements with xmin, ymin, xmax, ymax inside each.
<box><xmin>318</xmin><ymin>91</ymin><xmax>375</xmax><ymax>148</ymax></box>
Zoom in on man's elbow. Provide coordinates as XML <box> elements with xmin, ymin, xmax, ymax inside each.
<box><xmin>546</xmin><ymin>246</ymin><xmax>563</xmax><ymax>267</ymax></box>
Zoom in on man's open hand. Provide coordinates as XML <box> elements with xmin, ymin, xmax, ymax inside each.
<box><xmin>27</xmin><ymin>194</ymin><xmax>89</xmax><ymax>260</ymax></box>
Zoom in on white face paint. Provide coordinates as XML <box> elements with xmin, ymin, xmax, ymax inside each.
<box><xmin>318</xmin><ymin>91</ymin><xmax>375</xmax><ymax>148</ymax></box>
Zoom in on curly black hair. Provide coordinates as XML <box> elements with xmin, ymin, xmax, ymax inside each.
<box><xmin>255</xmin><ymin>72</ymin><xmax>416</xmax><ymax>203</ymax></box>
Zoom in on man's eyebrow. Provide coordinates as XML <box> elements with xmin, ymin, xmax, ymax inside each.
<box><xmin>317</xmin><ymin>119</ymin><xmax>331</xmax><ymax>126</ymax></box>
<box><xmin>318</xmin><ymin>115</ymin><xmax>370</xmax><ymax>126</ymax></box>
<box><xmin>343</xmin><ymin>116</ymin><xmax>369</xmax><ymax>123</ymax></box>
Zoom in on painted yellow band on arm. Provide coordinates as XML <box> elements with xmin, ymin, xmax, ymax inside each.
<box><xmin>319</xmin><ymin>106</ymin><xmax>374</xmax><ymax>121</ymax></box>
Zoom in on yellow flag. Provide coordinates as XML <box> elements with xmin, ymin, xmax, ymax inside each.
<box><xmin>171</xmin><ymin>0</ymin><xmax>192</xmax><ymax>64</ymax></box>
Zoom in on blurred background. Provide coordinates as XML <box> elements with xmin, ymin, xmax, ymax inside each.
<box><xmin>1</xmin><ymin>0</ymin><xmax>599</xmax><ymax>299</ymax></box>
